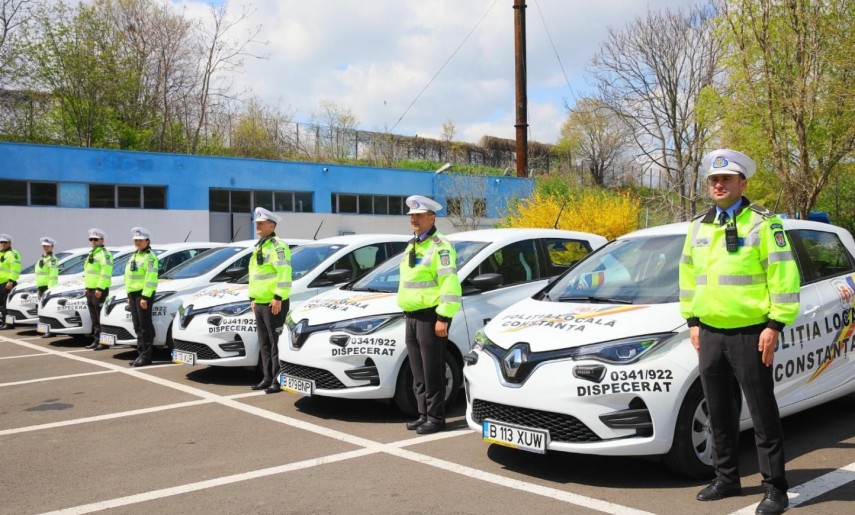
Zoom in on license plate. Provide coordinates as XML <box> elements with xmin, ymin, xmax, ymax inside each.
<box><xmin>482</xmin><ymin>419</ymin><xmax>550</xmax><ymax>454</ymax></box>
<box><xmin>37</xmin><ymin>322</ymin><xmax>50</xmax><ymax>335</ymax></box>
<box><xmin>279</xmin><ymin>373</ymin><xmax>314</xmax><ymax>396</ymax></box>
<box><xmin>171</xmin><ymin>350</ymin><xmax>196</xmax><ymax>366</ymax></box>
<box><xmin>99</xmin><ymin>333</ymin><xmax>116</xmax><ymax>346</ymax></box>
<box><xmin>4</xmin><ymin>315</ymin><xmax>13</xmax><ymax>325</ymax></box>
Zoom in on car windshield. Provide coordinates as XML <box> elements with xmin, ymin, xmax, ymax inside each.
<box><xmin>59</xmin><ymin>249</ymin><xmax>122</xmax><ymax>275</ymax></box>
<box><xmin>350</xmin><ymin>240</ymin><xmax>488</xmax><ymax>293</ymax></box>
<box><xmin>161</xmin><ymin>246</ymin><xmax>246</xmax><ymax>279</ymax></box>
<box><xmin>289</xmin><ymin>244</ymin><xmax>346</xmax><ymax>279</ymax></box>
<box><xmin>546</xmin><ymin>234</ymin><xmax>684</xmax><ymax>304</ymax></box>
<box><xmin>21</xmin><ymin>251</ymin><xmax>74</xmax><ymax>275</ymax></box>
<box><xmin>111</xmin><ymin>249</ymin><xmax>165</xmax><ymax>277</ymax></box>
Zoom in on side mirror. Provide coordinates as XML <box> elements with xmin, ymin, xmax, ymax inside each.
<box><xmin>470</xmin><ymin>273</ymin><xmax>504</xmax><ymax>292</ymax></box>
<box><xmin>324</xmin><ymin>268</ymin><xmax>352</xmax><ymax>283</ymax></box>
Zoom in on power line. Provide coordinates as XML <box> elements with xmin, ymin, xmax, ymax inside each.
<box><xmin>532</xmin><ymin>0</ymin><xmax>578</xmax><ymax>104</ymax></box>
<box><xmin>390</xmin><ymin>0</ymin><xmax>502</xmax><ymax>134</ymax></box>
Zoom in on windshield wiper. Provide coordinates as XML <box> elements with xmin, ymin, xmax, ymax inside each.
<box><xmin>557</xmin><ymin>295</ymin><xmax>634</xmax><ymax>305</ymax></box>
<box><xmin>361</xmin><ymin>287</ymin><xmax>394</xmax><ymax>293</ymax></box>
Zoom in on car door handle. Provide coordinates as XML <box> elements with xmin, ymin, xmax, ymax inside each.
<box><xmin>803</xmin><ymin>305</ymin><xmax>820</xmax><ymax>318</ymax></box>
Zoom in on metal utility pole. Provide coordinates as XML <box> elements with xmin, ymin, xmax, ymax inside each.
<box><xmin>513</xmin><ymin>0</ymin><xmax>528</xmax><ymax>178</ymax></box>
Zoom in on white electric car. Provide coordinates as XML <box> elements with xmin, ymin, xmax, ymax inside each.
<box><xmin>278</xmin><ymin>228</ymin><xmax>608</xmax><ymax>415</ymax></box>
<box><xmin>463</xmin><ymin>220</ymin><xmax>855</xmax><ymax>479</ymax></box>
<box><xmin>170</xmin><ymin>234</ymin><xmax>410</xmax><ymax>368</ymax></box>
<box><xmin>5</xmin><ymin>247</ymin><xmax>107</xmax><ymax>326</ymax></box>
<box><xmin>37</xmin><ymin>242</ymin><xmax>215</xmax><ymax>337</ymax></box>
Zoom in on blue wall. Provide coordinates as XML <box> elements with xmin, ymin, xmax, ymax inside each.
<box><xmin>0</xmin><ymin>142</ymin><xmax>534</xmax><ymax>217</ymax></box>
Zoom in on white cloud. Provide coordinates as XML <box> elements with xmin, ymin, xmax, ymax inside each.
<box><xmin>175</xmin><ymin>0</ymin><xmax>699</xmax><ymax>144</ymax></box>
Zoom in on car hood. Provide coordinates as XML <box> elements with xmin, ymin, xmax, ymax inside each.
<box><xmin>484</xmin><ymin>298</ymin><xmax>686</xmax><ymax>352</ymax></box>
<box><xmin>47</xmin><ymin>278</ymin><xmax>86</xmax><ymax>293</ymax></box>
<box><xmin>182</xmin><ymin>282</ymin><xmax>250</xmax><ymax>308</ymax></box>
<box><xmin>289</xmin><ymin>287</ymin><xmax>399</xmax><ymax>324</ymax></box>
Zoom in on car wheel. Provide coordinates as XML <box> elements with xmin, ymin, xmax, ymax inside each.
<box><xmin>663</xmin><ymin>380</ymin><xmax>715</xmax><ymax>479</ymax></box>
<box><xmin>393</xmin><ymin>350</ymin><xmax>462</xmax><ymax>417</ymax></box>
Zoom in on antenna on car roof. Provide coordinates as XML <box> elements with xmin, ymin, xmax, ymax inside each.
<box><xmin>553</xmin><ymin>200</ymin><xmax>567</xmax><ymax>229</ymax></box>
<box><xmin>773</xmin><ymin>188</ymin><xmax>784</xmax><ymax>213</ymax></box>
<box><xmin>313</xmin><ymin>221</ymin><xmax>324</xmax><ymax>240</ymax></box>
<box><xmin>231</xmin><ymin>226</ymin><xmax>241</xmax><ymax>243</ymax></box>
<box><xmin>184</xmin><ymin>230</ymin><xmax>191</xmax><ymax>242</ymax></box>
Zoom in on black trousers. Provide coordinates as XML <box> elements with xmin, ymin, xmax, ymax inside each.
<box><xmin>0</xmin><ymin>285</ymin><xmax>9</xmax><ymax>322</ymax></box>
<box><xmin>128</xmin><ymin>291</ymin><xmax>155</xmax><ymax>361</ymax></box>
<box><xmin>699</xmin><ymin>323</ymin><xmax>787</xmax><ymax>491</ymax></box>
<box><xmin>404</xmin><ymin>309</ymin><xmax>448</xmax><ymax>424</ymax></box>
<box><xmin>255</xmin><ymin>301</ymin><xmax>287</xmax><ymax>384</ymax></box>
<box><xmin>85</xmin><ymin>288</ymin><xmax>108</xmax><ymax>337</ymax></box>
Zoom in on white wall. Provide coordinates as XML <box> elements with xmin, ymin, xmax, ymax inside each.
<box><xmin>1</xmin><ymin>207</ymin><xmax>209</xmax><ymax>265</ymax></box>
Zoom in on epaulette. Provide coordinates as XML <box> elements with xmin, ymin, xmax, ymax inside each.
<box><xmin>432</xmin><ymin>235</ymin><xmax>443</xmax><ymax>244</ymax></box>
<box><xmin>749</xmin><ymin>204</ymin><xmax>773</xmax><ymax>218</ymax></box>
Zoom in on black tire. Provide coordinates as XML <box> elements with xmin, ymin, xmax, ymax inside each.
<box><xmin>393</xmin><ymin>350</ymin><xmax>462</xmax><ymax>417</ymax></box>
<box><xmin>663</xmin><ymin>380</ymin><xmax>715</xmax><ymax>479</ymax></box>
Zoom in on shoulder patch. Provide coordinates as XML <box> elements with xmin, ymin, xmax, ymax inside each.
<box><xmin>774</xmin><ymin>231</ymin><xmax>787</xmax><ymax>248</ymax></box>
<box><xmin>438</xmin><ymin>249</ymin><xmax>451</xmax><ymax>267</ymax></box>
<box><xmin>749</xmin><ymin>204</ymin><xmax>773</xmax><ymax>218</ymax></box>
<box><xmin>276</xmin><ymin>248</ymin><xmax>286</xmax><ymax>260</ymax></box>
<box><xmin>770</xmin><ymin>222</ymin><xmax>783</xmax><ymax>230</ymax></box>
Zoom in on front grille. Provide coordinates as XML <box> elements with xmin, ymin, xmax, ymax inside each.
<box><xmin>280</xmin><ymin>361</ymin><xmax>346</xmax><ymax>390</ymax></box>
<box><xmin>101</xmin><ymin>324</ymin><xmax>136</xmax><ymax>341</ymax></box>
<box><xmin>39</xmin><ymin>316</ymin><xmax>66</xmax><ymax>330</ymax></box>
<box><xmin>173</xmin><ymin>339</ymin><xmax>220</xmax><ymax>360</ymax></box>
<box><xmin>7</xmin><ymin>309</ymin><xmax>28</xmax><ymax>320</ymax></box>
<box><xmin>471</xmin><ymin>399</ymin><xmax>601</xmax><ymax>443</ymax></box>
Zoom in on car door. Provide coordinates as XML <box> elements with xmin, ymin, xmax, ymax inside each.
<box><xmin>771</xmin><ymin>228</ymin><xmax>855</xmax><ymax>409</ymax></box>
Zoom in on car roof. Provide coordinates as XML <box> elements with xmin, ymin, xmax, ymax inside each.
<box><xmin>296</xmin><ymin>234</ymin><xmax>410</xmax><ymax>246</ymax></box>
<box><xmin>618</xmin><ymin>219</ymin><xmax>854</xmax><ymax>242</ymax></box>
<box><xmin>448</xmin><ymin>228</ymin><xmax>608</xmax><ymax>246</ymax></box>
<box><xmin>146</xmin><ymin>241</ymin><xmax>226</xmax><ymax>251</ymax></box>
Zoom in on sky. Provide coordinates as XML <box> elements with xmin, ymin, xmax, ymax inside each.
<box><xmin>175</xmin><ymin>0</ymin><xmax>699</xmax><ymax>145</ymax></box>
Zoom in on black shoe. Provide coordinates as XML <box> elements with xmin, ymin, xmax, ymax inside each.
<box><xmin>756</xmin><ymin>486</ymin><xmax>788</xmax><ymax>515</ymax></box>
<box><xmin>416</xmin><ymin>420</ymin><xmax>446</xmax><ymax>435</ymax></box>
<box><xmin>406</xmin><ymin>417</ymin><xmax>428</xmax><ymax>430</ymax></box>
<box><xmin>697</xmin><ymin>479</ymin><xmax>742</xmax><ymax>501</ymax></box>
<box><xmin>264</xmin><ymin>385</ymin><xmax>281</xmax><ymax>394</ymax></box>
<box><xmin>85</xmin><ymin>340</ymin><xmax>99</xmax><ymax>349</ymax></box>
<box><xmin>93</xmin><ymin>344</ymin><xmax>109</xmax><ymax>351</ymax></box>
<box><xmin>251</xmin><ymin>381</ymin><xmax>271</xmax><ymax>391</ymax></box>
<box><xmin>130</xmin><ymin>359</ymin><xmax>151</xmax><ymax>368</ymax></box>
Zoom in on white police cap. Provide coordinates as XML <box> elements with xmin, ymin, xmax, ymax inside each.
<box><xmin>131</xmin><ymin>227</ymin><xmax>151</xmax><ymax>240</ymax></box>
<box><xmin>40</xmin><ymin>236</ymin><xmax>56</xmax><ymax>246</ymax></box>
<box><xmin>254</xmin><ymin>207</ymin><xmax>281</xmax><ymax>223</ymax></box>
<box><xmin>406</xmin><ymin>195</ymin><xmax>443</xmax><ymax>214</ymax></box>
<box><xmin>88</xmin><ymin>228</ymin><xmax>106</xmax><ymax>239</ymax></box>
<box><xmin>0</xmin><ymin>233</ymin><xmax>11</xmax><ymax>243</ymax></box>
<box><xmin>703</xmin><ymin>149</ymin><xmax>756</xmax><ymax>179</ymax></box>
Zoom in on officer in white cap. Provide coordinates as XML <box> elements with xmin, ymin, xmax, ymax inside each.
<box><xmin>397</xmin><ymin>195</ymin><xmax>462</xmax><ymax>434</ymax></box>
<box><xmin>35</xmin><ymin>237</ymin><xmax>60</xmax><ymax>297</ymax></box>
<box><xmin>679</xmin><ymin>149</ymin><xmax>798</xmax><ymax>515</ymax></box>
<box><xmin>0</xmin><ymin>233</ymin><xmax>22</xmax><ymax>329</ymax></box>
<box><xmin>125</xmin><ymin>227</ymin><xmax>159</xmax><ymax>367</ymax></box>
<box><xmin>248</xmin><ymin>207</ymin><xmax>292</xmax><ymax>393</ymax></box>
<box><xmin>84</xmin><ymin>228</ymin><xmax>113</xmax><ymax>349</ymax></box>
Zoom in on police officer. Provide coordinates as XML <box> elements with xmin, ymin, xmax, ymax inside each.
<box><xmin>679</xmin><ymin>149</ymin><xmax>799</xmax><ymax>515</ymax></box>
<box><xmin>398</xmin><ymin>195</ymin><xmax>462</xmax><ymax>435</ymax></box>
<box><xmin>35</xmin><ymin>237</ymin><xmax>60</xmax><ymax>296</ymax></box>
<box><xmin>0</xmin><ymin>233</ymin><xmax>22</xmax><ymax>329</ymax></box>
<box><xmin>126</xmin><ymin>227</ymin><xmax>159</xmax><ymax>367</ymax></box>
<box><xmin>248</xmin><ymin>207</ymin><xmax>292</xmax><ymax>394</ymax></box>
<box><xmin>83</xmin><ymin>228</ymin><xmax>113</xmax><ymax>350</ymax></box>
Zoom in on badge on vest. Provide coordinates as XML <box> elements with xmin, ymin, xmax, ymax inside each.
<box><xmin>770</xmin><ymin>222</ymin><xmax>783</xmax><ymax>230</ymax></box>
<box><xmin>276</xmin><ymin>248</ymin><xmax>286</xmax><ymax>260</ymax></box>
<box><xmin>439</xmin><ymin>249</ymin><xmax>450</xmax><ymax>266</ymax></box>
<box><xmin>774</xmin><ymin>231</ymin><xmax>786</xmax><ymax>248</ymax></box>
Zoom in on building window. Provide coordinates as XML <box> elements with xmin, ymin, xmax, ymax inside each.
<box><xmin>0</xmin><ymin>180</ymin><xmax>58</xmax><ymax>206</ymax></box>
<box><xmin>89</xmin><ymin>184</ymin><xmax>167</xmax><ymax>209</ymax></box>
<box><xmin>331</xmin><ymin>194</ymin><xmax>408</xmax><ymax>215</ymax></box>
<box><xmin>210</xmin><ymin>189</ymin><xmax>313</xmax><ymax>214</ymax></box>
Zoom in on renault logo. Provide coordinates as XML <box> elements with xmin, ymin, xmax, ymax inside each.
<box><xmin>502</xmin><ymin>343</ymin><xmax>530</xmax><ymax>379</ymax></box>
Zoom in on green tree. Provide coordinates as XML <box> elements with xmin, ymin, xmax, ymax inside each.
<box><xmin>716</xmin><ymin>0</ymin><xmax>855</xmax><ymax>217</ymax></box>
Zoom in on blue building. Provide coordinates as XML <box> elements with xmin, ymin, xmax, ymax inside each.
<box><xmin>0</xmin><ymin>142</ymin><xmax>533</xmax><ymax>263</ymax></box>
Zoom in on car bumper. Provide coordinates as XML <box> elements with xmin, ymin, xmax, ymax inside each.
<box><xmin>38</xmin><ymin>298</ymin><xmax>91</xmax><ymax>335</ymax></box>
<box><xmin>100</xmin><ymin>299</ymin><xmax>175</xmax><ymax>347</ymax></box>
<box><xmin>6</xmin><ymin>297</ymin><xmax>39</xmax><ymax>325</ymax></box>
<box><xmin>171</xmin><ymin>316</ymin><xmax>260</xmax><ymax>367</ymax></box>
<box><xmin>463</xmin><ymin>346</ymin><xmax>695</xmax><ymax>457</ymax></box>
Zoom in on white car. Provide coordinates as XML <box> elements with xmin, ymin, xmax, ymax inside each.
<box><xmin>170</xmin><ymin>234</ymin><xmax>410</xmax><ymax>368</ymax></box>
<box><xmin>463</xmin><ymin>220</ymin><xmax>855</xmax><ymax>479</ymax></box>
<box><xmin>278</xmin><ymin>228</ymin><xmax>608</xmax><ymax>415</ymax></box>
<box><xmin>5</xmin><ymin>247</ymin><xmax>109</xmax><ymax>326</ymax></box>
<box><xmin>37</xmin><ymin>243</ymin><xmax>215</xmax><ymax>337</ymax></box>
<box><xmin>96</xmin><ymin>240</ymin><xmax>262</xmax><ymax>348</ymax></box>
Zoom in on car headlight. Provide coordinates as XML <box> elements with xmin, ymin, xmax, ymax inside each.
<box><xmin>329</xmin><ymin>314</ymin><xmax>402</xmax><ymax>335</ymax></box>
<box><xmin>572</xmin><ymin>332</ymin><xmax>676</xmax><ymax>364</ymax></box>
<box><xmin>210</xmin><ymin>300</ymin><xmax>252</xmax><ymax>316</ymax></box>
<box><xmin>10</xmin><ymin>285</ymin><xmax>38</xmax><ymax>300</ymax></box>
<box><xmin>471</xmin><ymin>329</ymin><xmax>494</xmax><ymax>352</ymax></box>
<box><xmin>105</xmin><ymin>295</ymin><xmax>127</xmax><ymax>315</ymax></box>
<box><xmin>152</xmin><ymin>291</ymin><xmax>176</xmax><ymax>303</ymax></box>
<box><xmin>53</xmin><ymin>289</ymin><xmax>86</xmax><ymax>300</ymax></box>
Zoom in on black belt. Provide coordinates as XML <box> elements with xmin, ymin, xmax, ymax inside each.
<box><xmin>404</xmin><ymin>307</ymin><xmax>437</xmax><ymax>318</ymax></box>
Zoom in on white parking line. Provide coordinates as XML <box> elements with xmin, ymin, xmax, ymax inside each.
<box><xmin>0</xmin><ymin>352</ymin><xmax>51</xmax><ymax>360</ymax></box>
<box><xmin>0</xmin><ymin>370</ymin><xmax>116</xmax><ymax>387</ymax></box>
<box><xmin>730</xmin><ymin>462</ymin><xmax>855</xmax><ymax>514</ymax></box>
